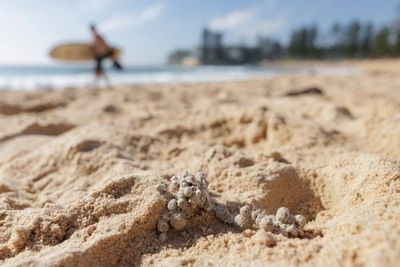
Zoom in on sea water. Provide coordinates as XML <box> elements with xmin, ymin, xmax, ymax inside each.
<box><xmin>0</xmin><ymin>64</ymin><xmax>360</xmax><ymax>90</ymax></box>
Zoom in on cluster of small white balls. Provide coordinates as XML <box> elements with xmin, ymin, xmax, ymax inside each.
<box><xmin>235</xmin><ymin>205</ymin><xmax>307</xmax><ymax>238</ymax></box>
<box><xmin>156</xmin><ymin>171</ymin><xmax>213</xmax><ymax>242</ymax></box>
<box><xmin>156</xmin><ymin>172</ymin><xmax>308</xmax><ymax>242</ymax></box>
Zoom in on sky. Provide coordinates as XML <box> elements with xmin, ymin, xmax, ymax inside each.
<box><xmin>0</xmin><ymin>0</ymin><xmax>398</xmax><ymax>65</ymax></box>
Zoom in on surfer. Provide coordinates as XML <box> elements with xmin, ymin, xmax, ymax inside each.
<box><xmin>90</xmin><ymin>24</ymin><xmax>123</xmax><ymax>77</ymax></box>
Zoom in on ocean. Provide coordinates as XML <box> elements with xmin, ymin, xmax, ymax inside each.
<box><xmin>0</xmin><ymin>64</ymin><xmax>360</xmax><ymax>90</ymax></box>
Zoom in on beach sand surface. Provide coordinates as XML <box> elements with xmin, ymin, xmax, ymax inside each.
<box><xmin>0</xmin><ymin>60</ymin><xmax>399</xmax><ymax>266</ymax></box>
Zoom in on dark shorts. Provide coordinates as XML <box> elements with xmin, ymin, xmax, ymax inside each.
<box><xmin>95</xmin><ymin>49</ymin><xmax>115</xmax><ymax>73</ymax></box>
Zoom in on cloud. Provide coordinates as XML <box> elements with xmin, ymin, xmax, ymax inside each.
<box><xmin>77</xmin><ymin>0</ymin><xmax>113</xmax><ymax>12</ymax></box>
<box><xmin>101</xmin><ymin>3</ymin><xmax>164</xmax><ymax>32</ymax></box>
<box><xmin>207</xmin><ymin>3</ymin><xmax>286</xmax><ymax>38</ymax></box>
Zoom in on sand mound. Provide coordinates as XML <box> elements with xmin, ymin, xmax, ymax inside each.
<box><xmin>0</xmin><ymin>61</ymin><xmax>399</xmax><ymax>266</ymax></box>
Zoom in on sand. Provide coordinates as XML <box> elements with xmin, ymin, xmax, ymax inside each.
<box><xmin>0</xmin><ymin>59</ymin><xmax>399</xmax><ymax>266</ymax></box>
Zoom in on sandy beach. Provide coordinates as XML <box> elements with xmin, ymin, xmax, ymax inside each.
<box><xmin>0</xmin><ymin>60</ymin><xmax>399</xmax><ymax>266</ymax></box>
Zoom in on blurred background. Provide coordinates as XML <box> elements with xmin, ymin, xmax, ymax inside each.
<box><xmin>0</xmin><ymin>0</ymin><xmax>399</xmax><ymax>89</ymax></box>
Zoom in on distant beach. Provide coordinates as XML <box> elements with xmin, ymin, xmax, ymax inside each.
<box><xmin>0</xmin><ymin>63</ymin><xmax>360</xmax><ymax>90</ymax></box>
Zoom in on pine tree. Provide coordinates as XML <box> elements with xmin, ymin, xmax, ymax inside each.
<box><xmin>360</xmin><ymin>23</ymin><xmax>373</xmax><ymax>57</ymax></box>
<box><xmin>373</xmin><ymin>27</ymin><xmax>391</xmax><ymax>57</ymax></box>
<box><xmin>345</xmin><ymin>21</ymin><xmax>362</xmax><ymax>57</ymax></box>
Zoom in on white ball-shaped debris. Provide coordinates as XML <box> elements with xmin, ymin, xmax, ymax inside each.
<box><xmin>182</xmin><ymin>186</ymin><xmax>193</xmax><ymax>197</ymax></box>
<box><xmin>177</xmin><ymin>198</ymin><xmax>188</xmax><ymax>209</ymax></box>
<box><xmin>255</xmin><ymin>214</ymin><xmax>264</xmax><ymax>225</ymax></box>
<box><xmin>158</xmin><ymin>172</ymin><xmax>309</xmax><ymax>240</ymax></box>
<box><xmin>234</xmin><ymin>214</ymin><xmax>252</xmax><ymax>228</ymax></box>
<box><xmin>160</xmin><ymin>172</ymin><xmax>214</xmax><ymax>233</ymax></box>
<box><xmin>195</xmin><ymin>189</ymin><xmax>202</xmax><ymax>198</ymax></box>
<box><xmin>251</xmin><ymin>209</ymin><xmax>261</xmax><ymax>221</ymax></box>
<box><xmin>157</xmin><ymin>220</ymin><xmax>169</xmax><ymax>233</ymax></box>
<box><xmin>276</xmin><ymin>207</ymin><xmax>291</xmax><ymax>224</ymax></box>
<box><xmin>295</xmin><ymin>215</ymin><xmax>306</xmax><ymax>228</ymax></box>
<box><xmin>195</xmin><ymin>171</ymin><xmax>206</xmax><ymax>180</ymax></box>
<box><xmin>284</xmin><ymin>224</ymin><xmax>298</xmax><ymax>237</ymax></box>
<box><xmin>240</xmin><ymin>205</ymin><xmax>252</xmax><ymax>217</ymax></box>
<box><xmin>185</xmin><ymin>175</ymin><xmax>196</xmax><ymax>184</ymax></box>
<box><xmin>169</xmin><ymin>181</ymin><xmax>180</xmax><ymax>192</ymax></box>
<box><xmin>259</xmin><ymin>215</ymin><xmax>275</xmax><ymax>232</ymax></box>
<box><xmin>156</xmin><ymin>183</ymin><xmax>166</xmax><ymax>194</ymax></box>
<box><xmin>214</xmin><ymin>205</ymin><xmax>232</xmax><ymax>224</ymax></box>
<box><xmin>170</xmin><ymin>213</ymin><xmax>187</xmax><ymax>230</ymax></box>
<box><xmin>167</xmin><ymin>199</ymin><xmax>177</xmax><ymax>211</ymax></box>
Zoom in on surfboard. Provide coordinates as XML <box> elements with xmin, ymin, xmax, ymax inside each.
<box><xmin>49</xmin><ymin>43</ymin><xmax>121</xmax><ymax>62</ymax></box>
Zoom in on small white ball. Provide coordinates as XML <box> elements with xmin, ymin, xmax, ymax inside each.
<box><xmin>169</xmin><ymin>181</ymin><xmax>180</xmax><ymax>192</ymax></box>
<box><xmin>295</xmin><ymin>215</ymin><xmax>306</xmax><ymax>228</ymax></box>
<box><xmin>259</xmin><ymin>216</ymin><xmax>274</xmax><ymax>232</ymax></box>
<box><xmin>285</xmin><ymin>224</ymin><xmax>298</xmax><ymax>237</ymax></box>
<box><xmin>177</xmin><ymin>198</ymin><xmax>188</xmax><ymax>209</ymax></box>
<box><xmin>240</xmin><ymin>205</ymin><xmax>252</xmax><ymax>218</ymax></box>
<box><xmin>255</xmin><ymin>214</ymin><xmax>264</xmax><ymax>225</ymax></box>
<box><xmin>276</xmin><ymin>207</ymin><xmax>291</xmax><ymax>224</ymax></box>
<box><xmin>156</xmin><ymin>183</ymin><xmax>166</xmax><ymax>193</ymax></box>
<box><xmin>182</xmin><ymin>186</ymin><xmax>193</xmax><ymax>197</ymax></box>
<box><xmin>170</xmin><ymin>213</ymin><xmax>187</xmax><ymax>230</ymax></box>
<box><xmin>234</xmin><ymin>214</ymin><xmax>252</xmax><ymax>228</ymax></box>
<box><xmin>157</xmin><ymin>220</ymin><xmax>169</xmax><ymax>233</ymax></box>
<box><xmin>167</xmin><ymin>199</ymin><xmax>177</xmax><ymax>211</ymax></box>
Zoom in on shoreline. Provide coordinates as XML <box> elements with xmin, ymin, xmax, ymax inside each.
<box><xmin>0</xmin><ymin>62</ymin><xmax>362</xmax><ymax>91</ymax></box>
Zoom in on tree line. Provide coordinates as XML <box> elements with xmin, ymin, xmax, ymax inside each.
<box><xmin>168</xmin><ymin>15</ymin><xmax>400</xmax><ymax>65</ymax></box>
<box><xmin>288</xmin><ymin>21</ymin><xmax>399</xmax><ymax>59</ymax></box>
